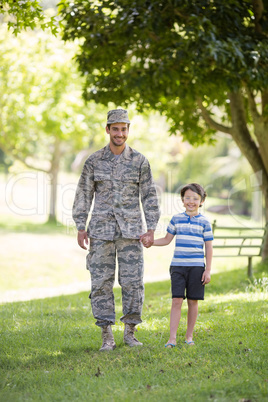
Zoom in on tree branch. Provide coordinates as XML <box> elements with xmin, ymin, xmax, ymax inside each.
<box><xmin>0</xmin><ymin>143</ymin><xmax>49</xmax><ymax>173</ymax></box>
<box><xmin>197</xmin><ymin>98</ymin><xmax>233</xmax><ymax>135</ymax></box>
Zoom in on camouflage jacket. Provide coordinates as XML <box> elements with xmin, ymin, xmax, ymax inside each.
<box><xmin>72</xmin><ymin>144</ymin><xmax>160</xmax><ymax>240</ymax></box>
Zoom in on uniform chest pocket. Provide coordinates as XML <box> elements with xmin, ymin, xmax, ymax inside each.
<box><xmin>94</xmin><ymin>173</ymin><xmax>111</xmax><ymax>182</ymax></box>
<box><xmin>121</xmin><ymin>172</ymin><xmax>140</xmax><ymax>183</ymax></box>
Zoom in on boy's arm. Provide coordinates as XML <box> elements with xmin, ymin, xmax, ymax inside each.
<box><xmin>153</xmin><ymin>232</ymin><xmax>174</xmax><ymax>246</ymax></box>
<box><xmin>202</xmin><ymin>241</ymin><xmax>213</xmax><ymax>285</ymax></box>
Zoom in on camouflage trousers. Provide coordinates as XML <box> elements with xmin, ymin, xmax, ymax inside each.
<box><xmin>87</xmin><ymin>234</ymin><xmax>144</xmax><ymax>327</ymax></box>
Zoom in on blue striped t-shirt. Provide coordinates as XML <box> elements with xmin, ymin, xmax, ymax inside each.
<box><xmin>167</xmin><ymin>212</ymin><xmax>214</xmax><ymax>267</ymax></box>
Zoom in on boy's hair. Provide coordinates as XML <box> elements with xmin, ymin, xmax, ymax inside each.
<box><xmin>180</xmin><ymin>183</ymin><xmax>207</xmax><ymax>207</ymax></box>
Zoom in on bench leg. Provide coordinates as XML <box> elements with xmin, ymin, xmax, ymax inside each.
<box><xmin>248</xmin><ymin>257</ymin><xmax>253</xmax><ymax>278</ymax></box>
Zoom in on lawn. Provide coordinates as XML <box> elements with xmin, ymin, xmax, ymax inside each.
<box><xmin>0</xmin><ymin>265</ymin><xmax>268</xmax><ymax>402</ymax></box>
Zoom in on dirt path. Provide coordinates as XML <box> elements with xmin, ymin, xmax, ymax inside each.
<box><xmin>0</xmin><ymin>273</ymin><xmax>170</xmax><ymax>304</ymax></box>
<box><xmin>0</xmin><ymin>281</ymin><xmax>90</xmax><ymax>303</ymax></box>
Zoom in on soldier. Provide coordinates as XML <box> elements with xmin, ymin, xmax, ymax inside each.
<box><xmin>72</xmin><ymin>109</ymin><xmax>160</xmax><ymax>351</ymax></box>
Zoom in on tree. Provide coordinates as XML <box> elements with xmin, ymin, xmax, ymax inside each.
<box><xmin>0</xmin><ymin>25</ymin><xmax>107</xmax><ymax>222</ymax></box>
<box><xmin>60</xmin><ymin>0</ymin><xmax>268</xmax><ymax>259</ymax></box>
<box><xmin>0</xmin><ymin>0</ymin><xmax>60</xmax><ymax>35</ymax></box>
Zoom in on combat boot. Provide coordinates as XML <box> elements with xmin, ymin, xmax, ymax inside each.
<box><xmin>124</xmin><ymin>323</ymin><xmax>143</xmax><ymax>347</ymax></box>
<box><xmin>99</xmin><ymin>325</ymin><xmax>116</xmax><ymax>351</ymax></box>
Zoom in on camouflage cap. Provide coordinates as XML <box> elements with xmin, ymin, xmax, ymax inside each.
<box><xmin>107</xmin><ymin>109</ymin><xmax>130</xmax><ymax>124</ymax></box>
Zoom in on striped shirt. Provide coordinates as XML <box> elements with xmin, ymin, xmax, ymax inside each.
<box><xmin>167</xmin><ymin>212</ymin><xmax>214</xmax><ymax>267</ymax></box>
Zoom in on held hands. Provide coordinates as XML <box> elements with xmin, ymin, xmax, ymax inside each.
<box><xmin>77</xmin><ymin>230</ymin><xmax>89</xmax><ymax>250</ymax></box>
<box><xmin>78</xmin><ymin>230</ymin><xmax>154</xmax><ymax>250</ymax></box>
<box><xmin>140</xmin><ymin>231</ymin><xmax>154</xmax><ymax>248</ymax></box>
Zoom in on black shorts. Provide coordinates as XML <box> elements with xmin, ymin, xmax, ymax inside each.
<box><xmin>170</xmin><ymin>266</ymin><xmax>205</xmax><ymax>300</ymax></box>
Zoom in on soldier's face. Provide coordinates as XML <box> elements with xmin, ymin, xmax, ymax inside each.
<box><xmin>106</xmin><ymin>123</ymin><xmax>129</xmax><ymax>147</ymax></box>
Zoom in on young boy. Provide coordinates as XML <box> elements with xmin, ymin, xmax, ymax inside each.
<box><xmin>152</xmin><ymin>183</ymin><xmax>213</xmax><ymax>347</ymax></box>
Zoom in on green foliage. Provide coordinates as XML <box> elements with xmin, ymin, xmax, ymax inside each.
<box><xmin>0</xmin><ymin>24</ymin><xmax>109</xmax><ymax>221</ymax></box>
<box><xmin>60</xmin><ymin>0</ymin><xmax>268</xmax><ymax>143</ymax></box>
<box><xmin>0</xmin><ymin>0</ymin><xmax>60</xmax><ymax>35</ymax></box>
<box><xmin>0</xmin><ymin>149</ymin><xmax>12</xmax><ymax>173</ymax></box>
<box><xmin>0</xmin><ymin>25</ymin><xmax>107</xmax><ymax>169</ymax></box>
<box><xmin>167</xmin><ymin>135</ymin><xmax>255</xmax><ymax>215</ymax></box>
<box><xmin>0</xmin><ymin>269</ymin><xmax>267</xmax><ymax>401</ymax></box>
<box><xmin>246</xmin><ymin>275</ymin><xmax>268</xmax><ymax>293</ymax></box>
<box><xmin>126</xmin><ymin>110</ymin><xmax>183</xmax><ymax>181</ymax></box>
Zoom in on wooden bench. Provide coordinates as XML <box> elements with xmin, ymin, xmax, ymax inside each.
<box><xmin>212</xmin><ymin>220</ymin><xmax>267</xmax><ymax>277</ymax></box>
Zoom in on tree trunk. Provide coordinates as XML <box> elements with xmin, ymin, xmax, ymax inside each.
<box><xmin>228</xmin><ymin>91</ymin><xmax>268</xmax><ymax>261</ymax></box>
<box><xmin>261</xmin><ymin>190</ymin><xmax>268</xmax><ymax>261</ymax></box>
<box><xmin>48</xmin><ymin>138</ymin><xmax>61</xmax><ymax>224</ymax></box>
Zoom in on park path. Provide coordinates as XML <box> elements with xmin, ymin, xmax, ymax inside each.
<box><xmin>0</xmin><ymin>274</ymin><xmax>169</xmax><ymax>304</ymax></box>
<box><xmin>0</xmin><ymin>230</ymin><xmax>171</xmax><ymax>304</ymax></box>
<box><xmin>1</xmin><ymin>282</ymin><xmax>91</xmax><ymax>304</ymax></box>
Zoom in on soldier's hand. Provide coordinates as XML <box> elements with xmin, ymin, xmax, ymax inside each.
<box><xmin>140</xmin><ymin>234</ymin><xmax>147</xmax><ymax>247</ymax></box>
<box><xmin>77</xmin><ymin>230</ymin><xmax>89</xmax><ymax>250</ymax></box>
<box><xmin>140</xmin><ymin>230</ymin><xmax>154</xmax><ymax>248</ymax></box>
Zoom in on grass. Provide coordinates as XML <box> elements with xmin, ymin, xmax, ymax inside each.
<box><xmin>1</xmin><ymin>265</ymin><xmax>268</xmax><ymax>402</ymax></box>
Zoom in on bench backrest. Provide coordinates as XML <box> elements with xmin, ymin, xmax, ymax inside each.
<box><xmin>212</xmin><ymin>220</ymin><xmax>267</xmax><ymax>257</ymax></box>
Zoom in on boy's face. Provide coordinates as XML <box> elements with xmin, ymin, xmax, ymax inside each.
<box><xmin>182</xmin><ymin>189</ymin><xmax>204</xmax><ymax>215</ymax></box>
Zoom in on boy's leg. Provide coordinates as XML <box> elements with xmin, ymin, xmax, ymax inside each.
<box><xmin>167</xmin><ymin>297</ymin><xmax>183</xmax><ymax>347</ymax></box>
<box><xmin>167</xmin><ymin>267</ymin><xmax>186</xmax><ymax>347</ymax></box>
<box><xmin>186</xmin><ymin>299</ymin><xmax>198</xmax><ymax>343</ymax></box>
<box><xmin>185</xmin><ymin>266</ymin><xmax>205</xmax><ymax>344</ymax></box>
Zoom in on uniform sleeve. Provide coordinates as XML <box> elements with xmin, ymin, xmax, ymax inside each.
<box><xmin>139</xmin><ymin>158</ymin><xmax>160</xmax><ymax>230</ymax></box>
<box><xmin>72</xmin><ymin>160</ymin><xmax>95</xmax><ymax>231</ymax></box>
<box><xmin>204</xmin><ymin>220</ymin><xmax>214</xmax><ymax>242</ymax></box>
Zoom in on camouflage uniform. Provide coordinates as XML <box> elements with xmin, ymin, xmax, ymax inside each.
<box><xmin>73</xmin><ymin>142</ymin><xmax>160</xmax><ymax>327</ymax></box>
